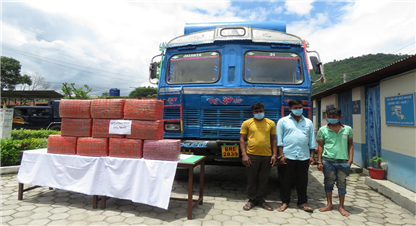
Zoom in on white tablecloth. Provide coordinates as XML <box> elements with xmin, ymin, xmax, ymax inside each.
<box><xmin>17</xmin><ymin>149</ymin><xmax>178</xmax><ymax>209</ymax></box>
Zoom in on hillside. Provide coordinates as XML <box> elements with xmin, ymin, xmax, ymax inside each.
<box><xmin>311</xmin><ymin>53</ymin><xmax>412</xmax><ymax>95</ymax></box>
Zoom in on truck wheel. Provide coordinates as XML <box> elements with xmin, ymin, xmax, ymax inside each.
<box><xmin>175</xmin><ymin>168</ymin><xmax>189</xmax><ymax>180</ymax></box>
<box><xmin>48</xmin><ymin>125</ymin><xmax>61</xmax><ymax>131</ymax></box>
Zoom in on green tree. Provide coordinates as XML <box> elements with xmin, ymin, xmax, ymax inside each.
<box><xmin>129</xmin><ymin>86</ymin><xmax>157</xmax><ymax>98</ymax></box>
<box><xmin>1</xmin><ymin>56</ymin><xmax>22</xmax><ymax>90</ymax></box>
<box><xmin>61</xmin><ymin>82</ymin><xmax>92</xmax><ymax>99</ymax></box>
<box><xmin>101</xmin><ymin>92</ymin><xmax>109</xmax><ymax>97</ymax></box>
<box><xmin>19</xmin><ymin>74</ymin><xmax>33</xmax><ymax>90</ymax></box>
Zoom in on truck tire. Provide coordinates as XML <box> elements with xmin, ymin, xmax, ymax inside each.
<box><xmin>48</xmin><ymin>125</ymin><xmax>61</xmax><ymax>131</ymax></box>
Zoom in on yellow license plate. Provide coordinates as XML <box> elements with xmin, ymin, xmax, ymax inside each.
<box><xmin>221</xmin><ymin>145</ymin><xmax>239</xmax><ymax>158</ymax></box>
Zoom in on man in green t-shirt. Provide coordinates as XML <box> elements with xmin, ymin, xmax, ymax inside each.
<box><xmin>316</xmin><ymin>107</ymin><xmax>354</xmax><ymax>216</ymax></box>
<box><xmin>240</xmin><ymin>103</ymin><xmax>278</xmax><ymax>211</ymax></box>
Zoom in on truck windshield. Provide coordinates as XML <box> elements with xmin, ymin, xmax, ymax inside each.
<box><xmin>244</xmin><ymin>51</ymin><xmax>304</xmax><ymax>84</ymax></box>
<box><xmin>166</xmin><ymin>51</ymin><xmax>220</xmax><ymax>84</ymax></box>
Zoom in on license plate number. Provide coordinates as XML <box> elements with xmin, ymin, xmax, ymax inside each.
<box><xmin>221</xmin><ymin>145</ymin><xmax>239</xmax><ymax>158</ymax></box>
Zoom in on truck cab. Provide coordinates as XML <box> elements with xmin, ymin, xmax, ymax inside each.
<box><xmin>13</xmin><ymin>100</ymin><xmax>61</xmax><ymax>130</ymax></box>
<box><xmin>149</xmin><ymin>21</ymin><xmax>325</xmax><ymax>163</ymax></box>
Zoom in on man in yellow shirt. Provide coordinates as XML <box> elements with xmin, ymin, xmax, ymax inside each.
<box><xmin>240</xmin><ymin>103</ymin><xmax>278</xmax><ymax>211</ymax></box>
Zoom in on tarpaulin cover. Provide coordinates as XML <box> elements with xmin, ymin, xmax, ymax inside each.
<box><xmin>109</xmin><ymin>138</ymin><xmax>143</xmax><ymax>158</ymax></box>
<box><xmin>143</xmin><ymin>139</ymin><xmax>181</xmax><ymax>161</ymax></box>
<box><xmin>126</xmin><ymin>120</ymin><xmax>163</xmax><ymax>140</ymax></box>
<box><xmin>61</xmin><ymin>118</ymin><xmax>92</xmax><ymax>137</ymax></box>
<box><xmin>47</xmin><ymin>135</ymin><xmax>77</xmax><ymax>155</ymax></box>
<box><xmin>17</xmin><ymin>149</ymin><xmax>178</xmax><ymax>209</ymax></box>
<box><xmin>91</xmin><ymin>99</ymin><xmax>126</xmax><ymax>119</ymax></box>
<box><xmin>92</xmin><ymin>119</ymin><xmax>125</xmax><ymax>138</ymax></box>
<box><xmin>77</xmin><ymin>137</ymin><xmax>109</xmax><ymax>157</ymax></box>
<box><xmin>124</xmin><ymin>100</ymin><xmax>164</xmax><ymax>120</ymax></box>
<box><xmin>59</xmin><ymin>99</ymin><xmax>92</xmax><ymax>118</ymax></box>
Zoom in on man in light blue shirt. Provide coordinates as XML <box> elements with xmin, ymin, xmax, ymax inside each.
<box><xmin>276</xmin><ymin>99</ymin><xmax>316</xmax><ymax>212</ymax></box>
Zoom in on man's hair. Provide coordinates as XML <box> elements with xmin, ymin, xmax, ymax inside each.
<box><xmin>251</xmin><ymin>103</ymin><xmax>264</xmax><ymax>111</ymax></box>
<box><xmin>326</xmin><ymin>107</ymin><xmax>342</xmax><ymax>116</ymax></box>
<box><xmin>288</xmin><ymin>99</ymin><xmax>302</xmax><ymax>107</ymax></box>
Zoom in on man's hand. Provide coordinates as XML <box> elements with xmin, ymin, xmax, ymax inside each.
<box><xmin>242</xmin><ymin>155</ymin><xmax>251</xmax><ymax>167</ymax></box>
<box><xmin>317</xmin><ymin>163</ymin><xmax>323</xmax><ymax>171</ymax></box>
<box><xmin>270</xmin><ymin>156</ymin><xmax>277</xmax><ymax>167</ymax></box>
<box><xmin>309</xmin><ymin>156</ymin><xmax>315</xmax><ymax>165</ymax></box>
<box><xmin>279</xmin><ymin>156</ymin><xmax>287</xmax><ymax>165</ymax></box>
<box><xmin>348</xmin><ymin>160</ymin><xmax>353</xmax><ymax>166</ymax></box>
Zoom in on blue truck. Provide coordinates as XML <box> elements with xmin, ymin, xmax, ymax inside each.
<box><xmin>149</xmin><ymin>21</ymin><xmax>325</xmax><ymax>164</ymax></box>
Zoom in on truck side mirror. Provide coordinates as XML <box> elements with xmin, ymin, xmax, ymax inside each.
<box><xmin>149</xmin><ymin>62</ymin><xmax>158</xmax><ymax>79</ymax></box>
<box><xmin>310</xmin><ymin>56</ymin><xmax>322</xmax><ymax>74</ymax></box>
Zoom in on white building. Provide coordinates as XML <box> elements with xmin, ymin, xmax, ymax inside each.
<box><xmin>312</xmin><ymin>55</ymin><xmax>416</xmax><ymax>192</ymax></box>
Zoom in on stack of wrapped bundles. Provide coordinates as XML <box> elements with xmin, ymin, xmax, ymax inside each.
<box><xmin>126</xmin><ymin>120</ymin><xmax>163</xmax><ymax>140</ymax></box>
<box><xmin>77</xmin><ymin>137</ymin><xmax>109</xmax><ymax>157</ymax></box>
<box><xmin>124</xmin><ymin>100</ymin><xmax>164</xmax><ymax>120</ymax></box>
<box><xmin>60</xmin><ymin>100</ymin><xmax>93</xmax><ymax>137</ymax></box>
<box><xmin>109</xmin><ymin>138</ymin><xmax>143</xmax><ymax>158</ymax></box>
<box><xmin>143</xmin><ymin>139</ymin><xmax>181</xmax><ymax>161</ymax></box>
<box><xmin>47</xmin><ymin>135</ymin><xmax>77</xmax><ymax>155</ymax></box>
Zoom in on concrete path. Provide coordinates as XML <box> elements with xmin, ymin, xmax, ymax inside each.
<box><xmin>1</xmin><ymin>165</ymin><xmax>415</xmax><ymax>225</ymax></box>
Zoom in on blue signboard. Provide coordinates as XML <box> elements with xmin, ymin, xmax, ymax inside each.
<box><xmin>385</xmin><ymin>93</ymin><xmax>415</xmax><ymax>126</ymax></box>
<box><xmin>352</xmin><ymin>100</ymin><xmax>361</xmax><ymax>114</ymax></box>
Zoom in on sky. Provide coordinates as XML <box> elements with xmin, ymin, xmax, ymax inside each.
<box><xmin>1</xmin><ymin>0</ymin><xmax>415</xmax><ymax>96</ymax></box>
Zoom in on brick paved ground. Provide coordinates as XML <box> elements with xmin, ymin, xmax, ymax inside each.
<box><xmin>1</xmin><ymin>165</ymin><xmax>415</xmax><ymax>225</ymax></box>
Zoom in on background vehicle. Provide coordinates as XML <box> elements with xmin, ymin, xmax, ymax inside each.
<box><xmin>12</xmin><ymin>100</ymin><xmax>61</xmax><ymax>130</ymax></box>
<box><xmin>149</xmin><ymin>21</ymin><xmax>325</xmax><ymax>164</ymax></box>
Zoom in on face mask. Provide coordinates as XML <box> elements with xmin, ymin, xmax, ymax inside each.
<box><xmin>291</xmin><ymin>108</ymin><xmax>303</xmax><ymax>116</ymax></box>
<box><xmin>327</xmin><ymin>118</ymin><xmax>339</xmax><ymax>124</ymax></box>
<box><xmin>254</xmin><ymin>112</ymin><xmax>265</xmax><ymax>120</ymax></box>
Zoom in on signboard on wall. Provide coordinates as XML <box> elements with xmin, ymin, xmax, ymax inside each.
<box><xmin>385</xmin><ymin>93</ymin><xmax>415</xmax><ymax>126</ymax></box>
<box><xmin>352</xmin><ymin>100</ymin><xmax>361</xmax><ymax>114</ymax></box>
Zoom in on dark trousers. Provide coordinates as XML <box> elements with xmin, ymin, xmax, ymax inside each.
<box><xmin>246</xmin><ymin>154</ymin><xmax>272</xmax><ymax>203</ymax></box>
<box><xmin>280</xmin><ymin>159</ymin><xmax>310</xmax><ymax>205</ymax></box>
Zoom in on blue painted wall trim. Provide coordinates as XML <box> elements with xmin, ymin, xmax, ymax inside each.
<box><xmin>382</xmin><ymin>149</ymin><xmax>416</xmax><ymax>192</ymax></box>
<box><xmin>353</xmin><ymin>142</ymin><xmax>366</xmax><ymax>167</ymax></box>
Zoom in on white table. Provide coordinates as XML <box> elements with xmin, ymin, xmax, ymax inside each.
<box><xmin>17</xmin><ymin>149</ymin><xmax>178</xmax><ymax>209</ymax></box>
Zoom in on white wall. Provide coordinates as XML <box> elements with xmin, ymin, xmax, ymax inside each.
<box><xmin>352</xmin><ymin>87</ymin><xmax>366</xmax><ymax>144</ymax></box>
<box><xmin>380</xmin><ymin>70</ymin><xmax>416</xmax><ymax>157</ymax></box>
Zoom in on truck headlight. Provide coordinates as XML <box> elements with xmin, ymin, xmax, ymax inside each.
<box><xmin>164</xmin><ymin>122</ymin><xmax>181</xmax><ymax>131</ymax></box>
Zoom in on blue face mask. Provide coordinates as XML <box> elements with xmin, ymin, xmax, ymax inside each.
<box><xmin>327</xmin><ymin>118</ymin><xmax>339</xmax><ymax>124</ymax></box>
<box><xmin>254</xmin><ymin>112</ymin><xmax>265</xmax><ymax>120</ymax></box>
<box><xmin>291</xmin><ymin>108</ymin><xmax>303</xmax><ymax>117</ymax></box>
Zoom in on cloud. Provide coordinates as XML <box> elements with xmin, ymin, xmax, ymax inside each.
<box><xmin>2</xmin><ymin>1</ymin><xmax>244</xmax><ymax>96</ymax></box>
<box><xmin>285</xmin><ymin>0</ymin><xmax>315</xmax><ymax>17</ymax></box>
<box><xmin>288</xmin><ymin>1</ymin><xmax>415</xmax><ymax>63</ymax></box>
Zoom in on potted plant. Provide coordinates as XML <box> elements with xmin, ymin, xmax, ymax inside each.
<box><xmin>368</xmin><ymin>156</ymin><xmax>387</xmax><ymax>179</ymax></box>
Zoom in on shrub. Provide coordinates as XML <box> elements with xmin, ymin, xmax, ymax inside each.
<box><xmin>1</xmin><ymin>129</ymin><xmax>58</xmax><ymax>166</ymax></box>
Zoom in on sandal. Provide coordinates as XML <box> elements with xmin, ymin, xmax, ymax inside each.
<box><xmin>261</xmin><ymin>202</ymin><xmax>273</xmax><ymax>211</ymax></box>
<box><xmin>243</xmin><ymin>200</ymin><xmax>255</xmax><ymax>211</ymax></box>
<box><xmin>298</xmin><ymin>203</ymin><xmax>313</xmax><ymax>212</ymax></box>
<box><xmin>277</xmin><ymin>203</ymin><xmax>288</xmax><ymax>212</ymax></box>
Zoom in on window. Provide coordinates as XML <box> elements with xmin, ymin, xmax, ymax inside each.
<box><xmin>166</xmin><ymin>51</ymin><xmax>220</xmax><ymax>84</ymax></box>
<box><xmin>244</xmin><ymin>51</ymin><xmax>304</xmax><ymax>84</ymax></box>
<box><xmin>32</xmin><ymin>108</ymin><xmax>50</xmax><ymax>117</ymax></box>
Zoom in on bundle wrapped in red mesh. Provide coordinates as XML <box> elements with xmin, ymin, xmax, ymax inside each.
<box><xmin>47</xmin><ymin>135</ymin><xmax>77</xmax><ymax>155</ymax></box>
<box><xmin>92</xmin><ymin>119</ymin><xmax>125</xmax><ymax>138</ymax></box>
<box><xmin>91</xmin><ymin>99</ymin><xmax>125</xmax><ymax>119</ymax></box>
<box><xmin>109</xmin><ymin>138</ymin><xmax>143</xmax><ymax>158</ymax></box>
<box><xmin>61</xmin><ymin>118</ymin><xmax>92</xmax><ymax>137</ymax></box>
<box><xmin>59</xmin><ymin>99</ymin><xmax>92</xmax><ymax>118</ymax></box>
<box><xmin>124</xmin><ymin>99</ymin><xmax>164</xmax><ymax>120</ymax></box>
<box><xmin>77</xmin><ymin>137</ymin><xmax>109</xmax><ymax>157</ymax></box>
<box><xmin>143</xmin><ymin>139</ymin><xmax>181</xmax><ymax>161</ymax></box>
<box><xmin>126</xmin><ymin>120</ymin><xmax>163</xmax><ymax>140</ymax></box>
